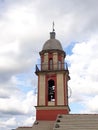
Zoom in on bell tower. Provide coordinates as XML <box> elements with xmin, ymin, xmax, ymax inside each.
<box><xmin>35</xmin><ymin>29</ymin><xmax>70</xmax><ymax>121</ymax></box>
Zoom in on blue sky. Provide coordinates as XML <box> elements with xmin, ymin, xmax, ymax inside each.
<box><xmin>0</xmin><ymin>0</ymin><xmax>98</xmax><ymax>130</ymax></box>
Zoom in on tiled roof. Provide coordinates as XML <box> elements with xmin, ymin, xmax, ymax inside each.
<box><xmin>16</xmin><ymin>121</ymin><xmax>54</xmax><ymax>130</ymax></box>
<box><xmin>16</xmin><ymin>114</ymin><xmax>98</xmax><ymax>130</ymax></box>
<box><xmin>16</xmin><ymin>126</ymin><xmax>32</xmax><ymax>130</ymax></box>
<box><xmin>53</xmin><ymin>114</ymin><xmax>98</xmax><ymax>130</ymax></box>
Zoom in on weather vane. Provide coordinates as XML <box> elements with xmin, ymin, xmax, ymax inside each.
<box><xmin>52</xmin><ymin>21</ymin><xmax>55</xmax><ymax>32</ymax></box>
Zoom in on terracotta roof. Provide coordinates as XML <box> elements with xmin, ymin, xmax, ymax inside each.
<box><xmin>16</xmin><ymin>114</ymin><xmax>98</xmax><ymax>130</ymax></box>
<box><xmin>16</xmin><ymin>126</ymin><xmax>32</xmax><ymax>130</ymax></box>
<box><xmin>53</xmin><ymin>114</ymin><xmax>98</xmax><ymax>130</ymax></box>
<box><xmin>16</xmin><ymin>121</ymin><xmax>54</xmax><ymax>130</ymax></box>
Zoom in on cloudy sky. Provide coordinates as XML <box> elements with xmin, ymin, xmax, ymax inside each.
<box><xmin>0</xmin><ymin>0</ymin><xmax>98</xmax><ymax>129</ymax></box>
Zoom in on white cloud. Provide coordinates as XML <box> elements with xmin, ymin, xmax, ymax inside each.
<box><xmin>84</xmin><ymin>95</ymin><xmax>98</xmax><ymax>113</ymax></box>
<box><xmin>0</xmin><ymin>91</ymin><xmax>37</xmax><ymax>115</ymax></box>
<box><xmin>5</xmin><ymin>117</ymin><xmax>16</xmax><ymax>127</ymax></box>
<box><xmin>68</xmin><ymin>34</ymin><xmax>98</xmax><ymax>113</ymax></box>
<box><xmin>0</xmin><ymin>90</ymin><xmax>36</xmax><ymax>129</ymax></box>
<box><xmin>0</xmin><ymin>4</ymin><xmax>40</xmax><ymax>92</ymax></box>
<box><xmin>22</xmin><ymin>116</ymin><xmax>35</xmax><ymax>126</ymax></box>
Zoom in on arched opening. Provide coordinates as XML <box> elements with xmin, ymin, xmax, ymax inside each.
<box><xmin>48</xmin><ymin>79</ymin><xmax>55</xmax><ymax>101</ymax></box>
<box><xmin>49</xmin><ymin>58</ymin><xmax>53</xmax><ymax>70</ymax></box>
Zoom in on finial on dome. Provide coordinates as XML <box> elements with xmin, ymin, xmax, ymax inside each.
<box><xmin>52</xmin><ymin>21</ymin><xmax>55</xmax><ymax>32</ymax></box>
<box><xmin>50</xmin><ymin>22</ymin><xmax>56</xmax><ymax>39</ymax></box>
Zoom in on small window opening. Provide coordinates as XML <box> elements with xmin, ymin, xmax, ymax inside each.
<box><xmin>48</xmin><ymin>80</ymin><xmax>55</xmax><ymax>101</ymax></box>
<box><xmin>49</xmin><ymin>58</ymin><xmax>53</xmax><ymax>70</ymax></box>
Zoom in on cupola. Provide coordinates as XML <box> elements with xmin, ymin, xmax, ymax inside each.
<box><xmin>42</xmin><ymin>31</ymin><xmax>63</xmax><ymax>51</ymax></box>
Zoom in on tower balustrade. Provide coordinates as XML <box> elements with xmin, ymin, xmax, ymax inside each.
<box><xmin>35</xmin><ymin>62</ymin><xmax>68</xmax><ymax>73</ymax></box>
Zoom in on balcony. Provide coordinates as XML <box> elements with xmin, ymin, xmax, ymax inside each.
<box><xmin>35</xmin><ymin>62</ymin><xmax>68</xmax><ymax>73</ymax></box>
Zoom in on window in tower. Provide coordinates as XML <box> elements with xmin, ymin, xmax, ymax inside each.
<box><xmin>49</xmin><ymin>58</ymin><xmax>53</xmax><ymax>70</ymax></box>
<box><xmin>48</xmin><ymin>79</ymin><xmax>55</xmax><ymax>101</ymax></box>
<box><xmin>58</xmin><ymin>60</ymin><xmax>61</xmax><ymax>70</ymax></box>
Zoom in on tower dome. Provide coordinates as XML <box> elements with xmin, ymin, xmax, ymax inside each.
<box><xmin>42</xmin><ymin>31</ymin><xmax>63</xmax><ymax>51</ymax></box>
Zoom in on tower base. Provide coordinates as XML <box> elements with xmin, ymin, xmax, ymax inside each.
<box><xmin>35</xmin><ymin>106</ymin><xmax>70</xmax><ymax>120</ymax></box>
